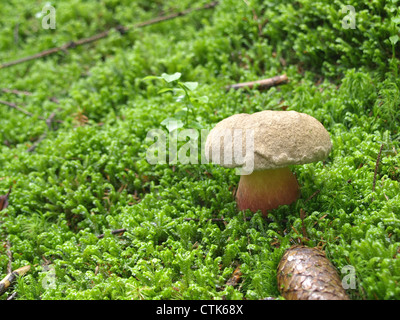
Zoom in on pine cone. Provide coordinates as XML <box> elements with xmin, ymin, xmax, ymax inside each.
<box><xmin>277</xmin><ymin>245</ymin><xmax>350</xmax><ymax>300</ymax></box>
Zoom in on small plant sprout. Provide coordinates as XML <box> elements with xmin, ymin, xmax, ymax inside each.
<box><xmin>143</xmin><ymin>72</ymin><xmax>209</xmax><ymax>129</ymax></box>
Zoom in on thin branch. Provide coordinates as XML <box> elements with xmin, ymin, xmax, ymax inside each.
<box><xmin>0</xmin><ymin>99</ymin><xmax>63</xmax><ymax>130</ymax></box>
<box><xmin>0</xmin><ymin>2</ymin><xmax>218</xmax><ymax>69</ymax></box>
<box><xmin>0</xmin><ymin>90</ymin><xmax>62</xmax><ymax>152</ymax></box>
<box><xmin>26</xmin><ymin>133</ymin><xmax>48</xmax><ymax>153</ymax></box>
<box><xmin>1</xmin><ymin>88</ymin><xmax>60</xmax><ymax>105</ymax></box>
<box><xmin>0</xmin><ymin>265</ymin><xmax>30</xmax><ymax>296</ymax></box>
<box><xmin>0</xmin><ymin>100</ymin><xmax>44</xmax><ymax>120</ymax></box>
<box><xmin>6</xmin><ymin>291</ymin><xmax>17</xmax><ymax>300</ymax></box>
<box><xmin>305</xmin><ymin>189</ymin><xmax>320</xmax><ymax>202</ymax></box>
<box><xmin>226</xmin><ymin>74</ymin><xmax>289</xmax><ymax>91</ymax></box>
<box><xmin>1</xmin><ymin>88</ymin><xmax>32</xmax><ymax>96</ymax></box>
<box><xmin>6</xmin><ymin>240</ymin><xmax>12</xmax><ymax>274</ymax></box>
<box><xmin>96</xmin><ymin>228</ymin><xmax>127</xmax><ymax>239</ymax></box>
<box><xmin>184</xmin><ymin>217</ymin><xmax>227</xmax><ymax>222</ymax></box>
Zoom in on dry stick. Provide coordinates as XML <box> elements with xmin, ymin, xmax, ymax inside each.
<box><xmin>6</xmin><ymin>240</ymin><xmax>12</xmax><ymax>274</ymax></box>
<box><xmin>305</xmin><ymin>189</ymin><xmax>320</xmax><ymax>203</ymax></box>
<box><xmin>0</xmin><ymin>90</ymin><xmax>63</xmax><ymax>151</ymax></box>
<box><xmin>226</xmin><ymin>74</ymin><xmax>289</xmax><ymax>91</ymax></box>
<box><xmin>0</xmin><ymin>100</ymin><xmax>45</xmax><ymax>120</ymax></box>
<box><xmin>0</xmin><ymin>2</ymin><xmax>218</xmax><ymax>69</ymax></box>
<box><xmin>0</xmin><ymin>89</ymin><xmax>62</xmax><ymax>125</ymax></box>
<box><xmin>7</xmin><ymin>292</ymin><xmax>17</xmax><ymax>301</ymax></box>
<box><xmin>26</xmin><ymin>133</ymin><xmax>48</xmax><ymax>153</ymax></box>
<box><xmin>184</xmin><ymin>217</ymin><xmax>227</xmax><ymax>222</ymax></box>
<box><xmin>1</xmin><ymin>88</ymin><xmax>60</xmax><ymax>105</ymax></box>
<box><xmin>7</xmin><ymin>291</ymin><xmax>17</xmax><ymax>300</ymax></box>
<box><xmin>372</xmin><ymin>143</ymin><xmax>384</xmax><ymax>202</ymax></box>
<box><xmin>1</xmin><ymin>88</ymin><xmax>32</xmax><ymax>96</ymax></box>
<box><xmin>96</xmin><ymin>228</ymin><xmax>127</xmax><ymax>239</ymax></box>
<box><xmin>0</xmin><ymin>100</ymin><xmax>62</xmax><ymax>152</ymax></box>
<box><xmin>0</xmin><ymin>265</ymin><xmax>30</xmax><ymax>296</ymax></box>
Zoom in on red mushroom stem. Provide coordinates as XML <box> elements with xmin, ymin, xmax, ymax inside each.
<box><xmin>236</xmin><ymin>167</ymin><xmax>299</xmax><ymax>216</ymax></box>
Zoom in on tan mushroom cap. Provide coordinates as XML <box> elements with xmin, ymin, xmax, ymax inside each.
<box><xmin>205</xmin><ymin>110</ymin><xmax>332</xmax><ymax>171</ymax></box>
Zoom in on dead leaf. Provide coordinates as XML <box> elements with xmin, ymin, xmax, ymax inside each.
<box><xmin>0</xmin><ymin>187</ymin><xmax>12</xmax><ymax>211</ymax></box>
<box><xmin>226</xmin><ymin>265</ymin><xmax>243</xmax><ymax>287</ymax></box>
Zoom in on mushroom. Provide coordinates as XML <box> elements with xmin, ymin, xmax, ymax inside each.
<box><xmin>205</xmin><ymin>110</ymin><xmax>332</xmax><ymax>216</ymax></box>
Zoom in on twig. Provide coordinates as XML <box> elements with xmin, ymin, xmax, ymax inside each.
<box><xmin>0</xmin><ymin>265</ymin><xmax>30</xmax><ymax>296</ymax></box>
<box><xmin>0</xmin><ymin>100</ymin><xmax>45</xmax><ymax>120</ymax></box>
<box><xmin>372</xmin><ymin>143</ymin><xmax>384</xmax><ymax>201</ymax></box>
<box><xmin>1</xmin><ymin>88</ymin><xmax>60</xmax><ymax>105</ymax></box>
<box><xmin>6</xmin><ymin>291</ymin><xmax>17</xmax><ymax>300</ymax></box>
<box><xmin>49</xmin><ymin>97</ymin><xmax>60</xmax><ymax>104</ymax></box>
<box><xmin>26</xmin><ymin>133</ymin><xmax>48</xmax><ymax>153</ymax></box>
<box><xmin>0</xmin><ymin>2</ymin><xmax>218</xmax><ymax>69</ymax></box>
<box><xmin>0</xmin><ymin>90</ymin><xmax>62</xmax><ymax>151</ymax></box>
<box><xmin>0</xmin><ymin>100</ymin><xmax>62</xmax><ymax>124</ymax></box>
<box><xmin>97</xmin><ymin>228</ymin><xmax>126</xmax><ymax>239</ymax></box>
<box><xmin>226</xmin><ymin>74</ymin><xmax>289</xmax><ymax>91</ymax></box>
<box><xmin>1</xmin><ymin>88</ymin><xmax>32</xmax><ymax>96</ymax></box>
<box><xmin>6</xmin><ymin>240</ymin><xmax>12</xmax><ymax>274</ymax></box>
<box><xmin>300</xmin><ymin>209</ymin><xmax>308</xmax><ymax>240</ymax></box>
<box><xmin>45</xmin><ymin>107</ymin><xmax>63</xmax><ymax>129</ymax></box>
<box><xmin>184</xmin><ymin>217</ymin><xmax>227</xmax><ymax>222</ymax></box>
<box><xmin>305</xmin><ymin>189</ymin><xmax>320</xmax><ymax>202</ymax></box>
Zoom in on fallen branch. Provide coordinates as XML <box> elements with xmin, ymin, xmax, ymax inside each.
<box><xmin>0</xmin><ymin>2</ymin><xmax>218</xmax><ymax>69</ymax></box>
<box><xmin>1</xmin><ymin>88</ymin><xmax>60</xmax><ymax>104</ymax></box>
<box><xmin>0</xmin><ymin>99</ymin><xmax>62</xmax><ymax>152</ymax></box>
<box><xmin>6</xmin><ymin>291</ymin><xmax>17</xmax><ymax>300</ymax></box>
<box><xmin>97</xmin><ymin>228</ymin><xmax>127</xmax><ymax>239</ymax></box>
<box><xmin>0</xmin><ymin>265</ymin><xmax>31</xmax><ymax>296</ymax></box>
<box><xmin>183</xmin><ymin>217</ymin><xmax>227</xmax><ymax>222</ymax></box>
<box><xmin>26</xmin><ymin>133</ymin><xmax>48</xmax><ymax>153</ymax></box>
<box><xmin>1</xmin><ymin>88</ymin><xmax>32</xmax><ymax>96</ymax></box>
<box><xmin>6</xmin><ymin>240</ymin><xmax>12</xmax><ymax>274</ymax></box>
<box><xmin>305</xmin><ymin>189</ymin><xmax>320</xmax><ymax>203</ymax></box>
<box><xmin>0</xmin><ymin>100</ymin><xmax>45</xmax><ymax>120</ymax></box>
<box><xmin>226</xmin><ymin>74</ymin><xmax>289</xmax><ymax>91</ymax></box>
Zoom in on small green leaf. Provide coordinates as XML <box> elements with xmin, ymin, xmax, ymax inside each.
<box><xmin>161</xmin><ymin>117</ymin><xmax>184</xmax><ymax>132</ymax></box>
<box><xmin>391</xmin><ymin>16</ymin><xmax>400</xmax><ymax>24</ymax></box>
<box><xmin>161</xmin><ymin>72</ymin><xmax>182</xmax><ymax>83</ymax></box>
<box><xmin>174</xmin><ymin>108</ymin><xmax>188</xmax><ymax>119</ymax></box>
<box><xmin>188</xmin><ymin>121</ymin><xmax>204</xmax><ymax>129</ymax></box>
<box><xmin>181</xmin><ymin>82</ymin><xmax>198</xmax><ymax>91</ymax></box>
<box><xmin>389</xmin><ymin>35</ymin><xmax>399</xmax><ymax>45</ymax></box>
<box><xmin>176</xmin><ymin>94</ymin><xmax>185</xmax><ymax>102</ymax></box>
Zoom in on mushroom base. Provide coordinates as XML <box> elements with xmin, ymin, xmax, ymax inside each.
<box><xmin>236</xmin><ymin>167</ymin><xmax>299</xmax><ymax>216</ymax></box>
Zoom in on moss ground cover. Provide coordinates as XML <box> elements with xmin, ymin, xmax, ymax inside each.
<box><xmin>0</xmin><ymin>0</ymin><xmax>399</xmax><ymax>300</ymax></box>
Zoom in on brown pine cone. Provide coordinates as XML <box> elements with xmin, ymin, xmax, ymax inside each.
<box><xmin>277</xmin><ymin>245</ymin><xmax>350</xmax><ymax>300</ymax></box>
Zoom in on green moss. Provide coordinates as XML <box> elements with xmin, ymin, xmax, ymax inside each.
<box><xmin>0</xmin><ymin>0</ymin><xmax>399</xmax><ymax>300</ymax></box>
